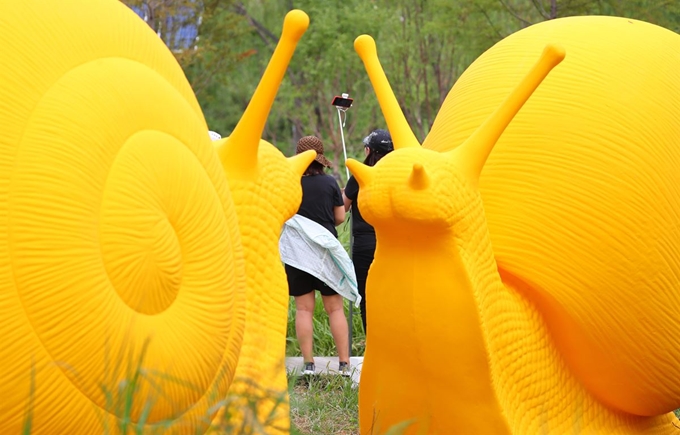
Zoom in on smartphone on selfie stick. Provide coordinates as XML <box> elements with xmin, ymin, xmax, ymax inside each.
<box><xmin>331</xmin><ymin>94</ymin><xmax>354</xmax><ymax>110</ymax></box>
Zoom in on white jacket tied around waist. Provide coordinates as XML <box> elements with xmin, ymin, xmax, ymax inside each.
<box><xmin>279</xmin><ymin>214</ymin><xmax>361</xmax><ymax>307</ymax></box>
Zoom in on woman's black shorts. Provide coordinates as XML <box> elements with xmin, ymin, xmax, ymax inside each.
<box><xmin>285</xmin><ymin>264</ymin><xmax>338</xmax><ymax>297</ymax></box>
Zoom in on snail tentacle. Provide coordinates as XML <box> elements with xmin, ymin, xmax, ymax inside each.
<box><xmin>354</xmin><ymin>35</ymin><xmax>420</xmax><ymax>150</ymax></box>
<box><xmin>219</xmin><ymin>9</ymin><xmax>310</xmax><ymax>179</ymax></box>
<box><xmin>452</xmin><ymin>44</ymin><xmax>565</xmax><ymax>185</ymax></box>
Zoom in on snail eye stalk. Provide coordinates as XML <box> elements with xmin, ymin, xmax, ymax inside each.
<box><xmin>354</xmin><ymin>34</ymin><xmax>420</xmax><ymax>150</ymax></box>
<box><xmin>452</xmin><ymin>44</ymin><xmax>565</xmax><ymax>185</ymax></box>
<box><xmin>219</xmin><ymin>10</ymin><xmax>310</xmax><ymax>177</ymax></box>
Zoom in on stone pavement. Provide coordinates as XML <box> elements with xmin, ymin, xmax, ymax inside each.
<box><xmin>285</xmin><ymin>356</ymin><xmax>364</xmax><ymax>386</ymax></box>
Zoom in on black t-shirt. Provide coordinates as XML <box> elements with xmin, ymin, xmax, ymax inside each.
<box><xmin>344</xmin><ymin>175</ymin><xmax>376</xmax><ymax>249</ymax></box>
<box><xmin>298</xmin><ymin>173</ymin><xmax>344</xmax><ymax>238</ymax></box>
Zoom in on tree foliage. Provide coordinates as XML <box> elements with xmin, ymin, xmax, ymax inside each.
<box><xmin>120</xmin><ymin>0</ymin><xmax>680</xmax><ymax>179</ymax></box>
<box><xmin>121</xmin><ymin>0</ymin><xmax>251</xmax><ymax>102</ymax></box>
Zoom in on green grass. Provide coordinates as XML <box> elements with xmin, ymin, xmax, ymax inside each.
<box><xmin>288</xmin><ymin>373</ymin><xmax>413</xmax><ymax>435</ymax></box>
<box><xmin>289</xmin><ymin>374</ymin><xmax>359</xmax><ymax>435</ymax></box>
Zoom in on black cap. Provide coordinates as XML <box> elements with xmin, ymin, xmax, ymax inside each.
<box><xmin>363</xmin><ymin>129</ymin><xmax>393</xmax><ymax>155</ymax></box>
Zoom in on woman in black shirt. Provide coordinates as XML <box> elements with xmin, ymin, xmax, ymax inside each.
<box><xmin>342</xmin><ymin>129</ymin><xmax>394</xmax><ymax>334</ymax></box>
<box><xmin>286</xmin><ymin>136</ymin><xmax>350</xmax><ymax>375</ymax></box>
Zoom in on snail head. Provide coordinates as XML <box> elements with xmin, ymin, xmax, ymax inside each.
<box><xmin>214</xmin><ymin>9</ymin><xmax>316</xmax><ymax>224</ymax></box>
<box><xmin>347</xmin><ymin>36</ymin><xmax>564</xmax><ymax>232</ymax></box>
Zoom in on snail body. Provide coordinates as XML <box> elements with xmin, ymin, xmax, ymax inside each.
<box><xmin>348</xmin><ymin>15</ymin><xmax>680</xmax><ymax>435</ymax></box>
<box><xmin>211</xmin><ymin>10</ymin><xmax>315</xmax><ymax>434</ymax></box>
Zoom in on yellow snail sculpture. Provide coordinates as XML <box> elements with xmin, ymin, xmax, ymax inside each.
<box><xmin>348</xmin><ymin>16</ymin><xmax>680</xmax><ymax>435</ymax></box>
<box><xmin>0</xmin><ymin>0</ymin><xmax>312</xmax><ymax>433</ymax></box>
<box><xmin>211</xmin><ymin>10</ymin><xmax>315</xmax><ymax>435</ymax></box>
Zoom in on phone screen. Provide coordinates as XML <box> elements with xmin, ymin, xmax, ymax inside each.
<box><xmin>331</xmin><ymin>96</ymin><xmax>353</xmax><ymax>108</ymax></box>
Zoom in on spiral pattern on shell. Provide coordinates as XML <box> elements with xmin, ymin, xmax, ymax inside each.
<box><xmin>0</xmin><ymin>0</ymin><xmax>245</xmax><ymax>433</ymax></box>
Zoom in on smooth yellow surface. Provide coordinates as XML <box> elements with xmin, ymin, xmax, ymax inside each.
<box><xmin>0</xmin><ymin>0</ymin><xmax>246</xmax><ymax>433</ymax></box>
<box><xmin>212</xmin><ymin>10</ymin><xmax>316</xmax><ymax>435</ymax></box>
<box><xmin>350</xmin><ymin>16</ymin><xmax>680</xmax><ymax>435</ymax></box>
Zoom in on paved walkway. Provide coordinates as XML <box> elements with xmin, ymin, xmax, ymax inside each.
<box><xmin>285</xmin><ymin>356</ymin><xmax>364</xmax><ymax>386</ymax></box>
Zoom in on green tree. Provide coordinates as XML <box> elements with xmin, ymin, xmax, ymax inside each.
<box><xmin>373</xmin><ymin>0</ymin><xmax>502</xmax><ymax>141</ymax></box>
<box><xmin>223</xmin><ymin>0</ymin><xmax>393</xmax><ymax>179</ymax></box>
<box><xmin>226</xmin><ymin>0</ymin><xmax>501</xmax><ymax>175</ymax></box>
<box><xmin>123</xmin><ymin>0</ymin><xmax>680</xmax><ymax>173</ymax></box>
<box><xmin>494</xmin><ymin>0</ymin><xmax>680</xmax><ymax>31</ymax></box>
<box><xmin>120</xmin><ymin>0</ymin><xmax>252</xmax><ymax>115</ymax></box>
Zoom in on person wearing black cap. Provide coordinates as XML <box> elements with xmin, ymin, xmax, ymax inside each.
<box><xmin>342</xmin><ymin>129</ymin><xmax>394</xmax><ymax>334</ymax></box>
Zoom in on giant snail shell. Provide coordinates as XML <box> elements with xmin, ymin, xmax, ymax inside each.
<box><xmin>347</xmin><ymin>15</ymin><xmax>680</xmax><ymax>435</ymax></box>
<box><xmin>0</xmin><ymin>0</ymin><xmax>313</xmax><ymax>434</ymax></box>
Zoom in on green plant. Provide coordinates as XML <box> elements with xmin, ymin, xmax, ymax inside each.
<box><xmin>21</xmin><ymin>361</ymin><xmax>35</xmax><ymax>435</ymax></box>
<box><xmin>288</xmin><ymin>373</ymin><xmax>359</xmax><ymax>435</ymax></box>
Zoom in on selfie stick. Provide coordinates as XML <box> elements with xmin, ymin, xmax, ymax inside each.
<box><xmin>332</xmin><ymin>93</ymin><xmax>353</xmax><ymax>359</ymax></box>
<box><xmin>336</xmin><ymin>94</ymin><xmax>351</xmax><ymax>181</ymax></box>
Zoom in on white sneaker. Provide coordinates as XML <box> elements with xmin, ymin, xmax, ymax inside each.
<box><xmin>338</xmin><ymin>361</ymin><xmax>351</xmax><ymax>377</ymax></box>
<box><xmin>302</xmin><ymin>362</ymin><xmax>315</xmax><ymax>375</ymax></box>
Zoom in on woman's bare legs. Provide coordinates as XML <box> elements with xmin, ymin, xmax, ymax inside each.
<box><xmin>321</xmin><ymin>294</ymin><xmax>349</xmax><ymax>363</ymax></box>
<box><xmin>294</xmin><ymin>292</ymin><xmax>316</xmax><ymax>363</ymax></box>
